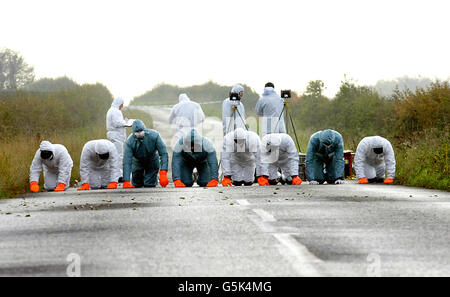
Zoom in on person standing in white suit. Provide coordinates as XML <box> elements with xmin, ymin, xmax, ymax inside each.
<box><xmin>168</xmin><ymin>93</ymin><xmax>205</xmax><ymax>139</ymax></box>
<box><xmin>106</xmin><ymin>97</ymin><xmax>133</xmax><ymax>180</ymax></box>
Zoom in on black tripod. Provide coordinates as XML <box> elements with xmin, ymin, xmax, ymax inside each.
<box><xmin>274</xmin><ymin>99</ymin><xmax>302</xmax><ymax>153</ymax></box>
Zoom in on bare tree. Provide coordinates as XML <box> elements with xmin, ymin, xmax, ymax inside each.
<box><xmin>0</xmin><ymin>48</ymin><xmax>35</xmax><ymax>91</ymax></box>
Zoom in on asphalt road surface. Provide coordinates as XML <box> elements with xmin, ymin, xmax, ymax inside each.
<box><xmin>1</xmin><ymin>107</ymin><xmax>449</xmax><ymax>277</ymax></box>
<box><xmin>0</xmin><ymin>183</ymin><xmax>449</xmax><ymax>277</ymax></box>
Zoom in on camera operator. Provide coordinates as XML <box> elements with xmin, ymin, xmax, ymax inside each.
<box><xmin>255</xmin><ymin>82</ymin><xmax>286</xmax><ymax>136</ymax></box>
<box><xmin>222</xmin><ymin>84</ymin><xmax>246</xmax><ymax>135</ymax></box>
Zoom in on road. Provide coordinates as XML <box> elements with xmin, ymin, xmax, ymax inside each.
<box><xmin>0</xmin><ymin>106</ymin><xmax>449</xmax><ymax>277</ymax></box>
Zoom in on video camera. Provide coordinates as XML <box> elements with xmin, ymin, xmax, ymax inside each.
<box><xmin>281</xmin><ymin>90</ymin><xmax>291</xmax><ymax>99</ymax></box>
<box><xmin>229</xmin><ymin>92</ymin><xmax>240</xmax><ymax>101</ymax></box>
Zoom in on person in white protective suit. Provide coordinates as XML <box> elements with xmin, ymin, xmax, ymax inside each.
<box><xmin>255</xmin><ymin>82</ymin><xmax>286</xmax><ymax>136</ymax></box>
<box><xmin>106</xmin><ymin>97</ymin><xmax>133</xmax><ymax>181</ymax></box>
<box><xmin>77</xmin><ymin>139</ymin><xmax>121</xmax><ymax>190</ymax></box>
<box><xmin>29</xmin><ymin>141</ymin><xmax>73</xmax><ymax>192</ymax></box>
<box><xmin>354</xmin><ymin>136</ymin><xmax>396</xmax><ymax>184</ymax></box>
<box><xmin>222</xmin><ymin>84</ymin><xmax>247</xmax><ymax>135</ymax></box>
<box><xmin>168</xmin><ymin>93</ymin><xmax>205</xmax><ymax>139</ymax></box>
<box><xmin>258</xmin><ymin>133</ymin><xmax>302</xmax><ymax>186</ymax></box>
<box><xmin>221</xmin><ymin>128</ymin><xmax>262</xmax><ymax>186</ymax></box>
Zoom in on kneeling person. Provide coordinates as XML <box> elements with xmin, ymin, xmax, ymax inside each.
<box><xmin>172</xmin><ymin>129</ymin><xmax>219</xmax><ymax>187</ymax></box>
<box><xmin>355</xmin><ymin>136</ymin><xmax>395</xmax><ymax>184</ymax></box>
<box><xmin>123</xmin><ymin>120</ymin><xmax>169</xmax><ymax>188</ymax></box>
<box><xmin>306</xmin><ymin>129</ymin><xmax>345</xmax><ymax>185</ymax></box>
<box><xmin>78</xmin><ymin>139</ymin><xmax>121</xmax><ymax>190</ymax></box>
<box><xmin>259</xmin><ymin>133</ymin><xmax>302</xmax><ymax>186</ymax></box>
<box><xmin>221</xmin><ymin>128</ymin><xmax>262</xmax><ymax>186</ymax></box>
<box><xmin>29</xmin><ymin>141</ymin><xmax>73</xmax><ymax>192</ymax></box>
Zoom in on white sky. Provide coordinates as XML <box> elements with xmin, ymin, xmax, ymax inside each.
<box><xmin>2</xmin><ymin>0</ymin><xmax>449</xmax><ymax>103</ymax></box>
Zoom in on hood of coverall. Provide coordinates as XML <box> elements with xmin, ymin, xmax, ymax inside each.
<box><xmin>319</xmin><ymin>129</ymin><xmax>336</xmax><ymax>146</ymax></box>
<box><xmin>183</xmin><ymin>129</ymin><xmax>203</xmax><ymax>153</ymax></box>
<box><xmin>40</xmin><ymin>140</ymin><xmax>54</xmax><ymax>153</ymax></box>
<box><xmin>132</xmin><ymin>120</ymin><xmax>147</xmax><ymax>133</ymax></box>
<box><xmin>94</xmin><ymin>140</ymin><xmax>110</xmax><ymax>155</ymax></box>
<box><xmin>262</xmin><ymin>86</ymin><xmax>276</xmax><ymax>96</ymax></box>
<box><xmin>263</xmin><ymin>133</ymin><xmax>282</xmax><ymax>151</ymax></box>
<box><xmin>111</xmin><ymin>97</ymin><xmax>124</xmax><ymax>108</ymax></box>
<box><xmin>231</xmin><ymin>85</ymin><xmax>244</xmax><ymax>93</ymax></box>
<box><xmin>178</xmin><ymin>93</ymin><xmax>190</xmax><ymax>103</ymax></box>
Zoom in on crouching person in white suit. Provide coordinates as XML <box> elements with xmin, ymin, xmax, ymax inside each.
<box><xmin>29</xmin><ymin>140</ymin><xmax>73</xmax><ymax>192</ymax></box>
<box><xmin>221</xmin><ymin>128</ymin><xmax>262</xmax><ymax>186</ymax></box>
<box><xmin>355</xmin><ymin>136</ymin><xmax>396</xmax><ymax>184</ymax></box>
<box><xmin>77</xmin><ymin>139</ymin><xmax>121</xmax><ymax>190</ymax></box>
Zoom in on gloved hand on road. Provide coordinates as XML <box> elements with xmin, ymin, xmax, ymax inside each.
<box><xmin>123</xmin><ymin>181</ymin><xmax>135</xmax><ymax>188</ymax></box>
<box><xmin>30</xmin><ymin>181</ymin><xmax>39</xmax><ymax>193</ymax></box>
<box><xmin>384</xmin><ymin>178</ymin><xmax>394</xmax><ymax>184</ymax></box>
<box><xmin>257</xmin><ymin>176</ymin><xmax>269</xmax><ymax>186</ymax></box>
<box><xmin>54</xmin><ymin>183</ymin><xmax>66</xmax><ymax>192</ymax></box>
<box><xmin>292</xmin><ymin>176</ymin><xmax>302</xmax><ymax>185</ymax></box>
<box><xmin>358</xmin><ymin>178</ymin><xmax>369</xmax><ymax>184</ymax></box>
<box><xmin>174</xmin><ymin>180</ymin><xmax>186</xmax><ymax>187</ymax></box>
<box><xmin>222</xmin><ymin>176</ymin><xmax>232</xmax><ymax>187</ymax></box>
<box><xmin>77</xmin><ymin>183</ymin><xmax>90</xmax><ymax>191</ymax></box>
<box><xmin>106</xmin><ymin>182</ymin><xmax>118</xmax><ymax>189</ymax></box>
<box><xmin>159</xmin><ymin>170</ymin><xmax>169</xmax><ymax>187</ymax></box>
<box><xmin>309</xmin><ymin>180</ymin><xmax>319</xmax><ymax>185</ymax></box>
<box><xmin>206</xmin><ymin>179</ymin><xmax>219</xmax><ymax>187</ymax></box>
<box><xmin>334</xmin><ymin>179</ymin><xmax>345</xmax><ymax>184</ymax></box>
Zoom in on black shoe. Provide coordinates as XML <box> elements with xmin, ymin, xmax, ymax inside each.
<box><xmin>118</xmin><ymin>177</ymin><xmax>123</xmax><ymax>183</ymax></box>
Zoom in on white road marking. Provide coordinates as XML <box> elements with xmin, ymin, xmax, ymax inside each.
<box><xmin>236</xmin><ymin>199</ymin><xmax>250</xmax><ymax>206</ymax></box>
<box><xmin>236</xmin><ymin>198</ymin><xmax>322</xmax><ymax>276</ymax></box>
<box><xmin>273</xmin><ymin>233</ymin><xmax>323</xmax><ymax>277</ymax></box>
<box><xmin>252</xmin><ymin>209</ymin><xmax>277</xmax><ymax>222</ymax></box>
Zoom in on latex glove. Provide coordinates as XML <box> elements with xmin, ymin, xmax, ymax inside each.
<box><xmin>222</xmin><ymin>176</ymin><xmax>232</xmax><ymax>187</ymax></box>
<box><xmin>334</xmin><ymin>179</ymin><xmax>345</xmax><ymax>184</ymax></box>
<box><xmin>292</xmin><ymin>176</ymin><xmax>302</xmax><ymax>185</ymax></box>
<box><xmin>358</xmin><ymin>178</ymin><xmax>369</xmax><ymax>184</ymax></box>
<box><xmin>384</xmin><ymin>178</ymin><xmax>394</xmax><ymax>184</ymax></box>
<box><xmin>174</xmin><ymin>179</ymin><xmax>186</xmax><ymax>187</ymax></box>
<box><xmin>54</xmin><ymin>183</ymin><xmax>66</xmax><ymax>192</ymax></box>
<box><xmin>257</xmin><ymin>176</ymin><xmax>269</xmax><ymax>186</ymax></box>
<box><xmin>206</xmin><ymin>179</ymin><xmax>219</xmax><ymax>187</ymax></box>
<box><xmin>309</xmin><ymin>180</ymin><xmax>319</xmax><ymax>185</ymax></box>
<box><xmin>30</xmin><ymin>181</ymin><xmax>39</xmax><ymax>193</ymax></box>
<box><xmin>123</xmin><ymin>181</ymin><xmax>135</xmax><ymax>188</ymax></box>
<box><xmin>159</xmin><ymin>170</ymin><xmax>169</xmax><ymax>187</ymax></box>
<box><xmin>106</xmin><ymin>182</ymin><xmax>118</xmax><ymax>189</ymax></box>
<box><xmin>77</xmin><ymin>183</ymin><xmax>90</xmax><ymax>191</ymax></box>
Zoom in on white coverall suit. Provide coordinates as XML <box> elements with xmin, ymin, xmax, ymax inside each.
<box><xmin>221</xmin><ymin>128</ymin><xmax>262</xmax><ymax>183</ymax></box>
<box><xmin>29</xmin><ymin>141</ymin><xmax>73</xmax><ymax>190</ymax></box>
<box><xmin>260</xmin><ymin>133</ymin><xmax>299</xmax><ymax>182</ymax></box>
<box><xmin>354</xmin><ymin>136</ymin><xmax>396</xmax><ymax>180</ymax></box>
<box><xmin>80</xmin><ymin>139</ymin><xmax>121</xmax><ymax>189</ymax></box>
<box><xmin>106</xmin><ymin>97</ymin><xmax>126</xmax><ymax>177</ymax></box>
<box><xmin>222</xmin><ymin>85</ymin><xmax>247</xmax><ymax>135</ymax></box>
<box><xmin>169</xmin><ymin>93</ymin><xmax>205</xmax><ymax>140</ymax></box>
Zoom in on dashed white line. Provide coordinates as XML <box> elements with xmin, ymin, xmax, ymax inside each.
<box><xmin>273</xmin><ymin>233</ymin><xmax>323</xmax><ymax>277</ymax></box>
<box><xmin>236</xmin><ymin>199</ymin><xmax>250</xmax><ymax>206</ymax></box>
<box><xmin>252</xmin><ymin>209</ymin><xmax>277</xmax><ymax>222</ymax></box>
<box><xmin>237</xmin><ymin>198</ymin><xmax>323</xmax><ymax>276</ymax></box>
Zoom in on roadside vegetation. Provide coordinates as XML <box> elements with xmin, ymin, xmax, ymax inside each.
<box><xmin>289</xmin><ymin>80</ymin><xmax>449</xmax><ymax>190</ymax></box>
<box><xmin>0</xmin><ymin>78</ymin><xmax>152</xmax><ymax>198</ymax></box>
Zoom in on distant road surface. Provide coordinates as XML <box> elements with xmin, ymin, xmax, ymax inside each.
<box><xmin>1</xmin><ymin>106</ymin><xmax>449</xmax><ymax>277</ymax></box>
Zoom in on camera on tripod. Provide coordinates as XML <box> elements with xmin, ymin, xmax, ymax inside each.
<box><xmin>229</xmin><ymin>92</ymin><xmax>240</xmax><ymax>101</ymax></box>
<box><xmin>281</xmin><ymin>90</ymin><xmax>291</xmax><ymax>99</ymax></box>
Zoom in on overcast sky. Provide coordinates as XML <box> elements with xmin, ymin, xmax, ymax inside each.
<box><xmin>2</xmin><ymin>0</ymin><xmax>449</xmax><ymax>103</ymax></box>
